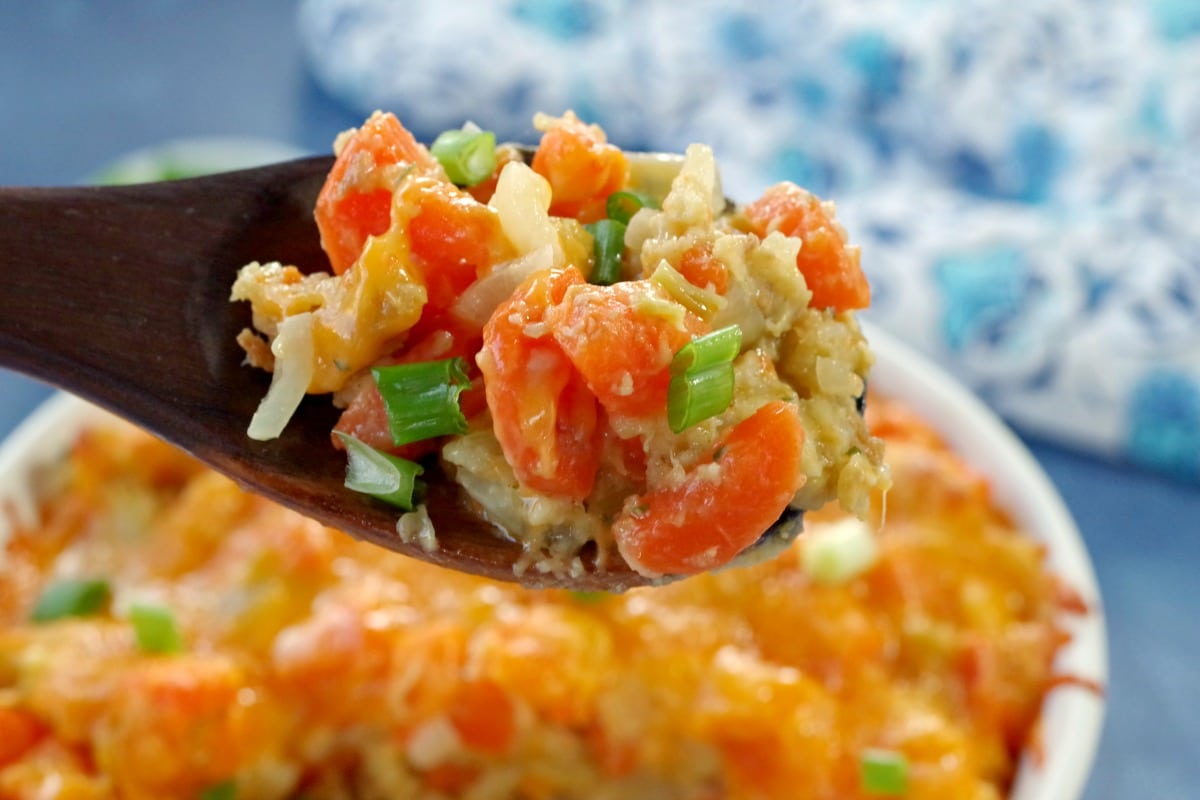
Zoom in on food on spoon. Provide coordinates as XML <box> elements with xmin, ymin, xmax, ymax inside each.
<box><xmin>231</xmin><ymin>111</ymin><xmax>889</xmax><ymax>579</ymax></box>
<box><xmin>0</xmin><ymin>395</ymin><xmax>1083</xmax><ymax>798</ymax></box>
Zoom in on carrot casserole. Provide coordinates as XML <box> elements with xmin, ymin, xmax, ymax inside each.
<box><xmin>0</xmin><ymin>395</ymin><xmax>1080</xmax><ymax>799</ymax></box>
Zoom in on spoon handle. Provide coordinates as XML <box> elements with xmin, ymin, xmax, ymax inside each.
<box><xmin>0</xmin><ymin>159</ymin><xmax>332</xmax><ymax>432</ymax></box>
<box><xmin>1</xmin><ymin>183</ymin><xmax>196</xmax><ymax>407</ymax></box>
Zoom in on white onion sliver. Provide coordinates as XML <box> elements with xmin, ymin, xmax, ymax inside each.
<box><xmin>800</xmin><ymin>517</ymin><xmax>879</xmax><ymax>585</ymax></box>
<box><xmin>247</xmin><ymin>311</ymin><xmax>316</xmax><ymax>441</ymax></box>
<box><xmin>489</xmin><ymin>161</ymin><xmax>561</xmax><ymax>260</ymax></box>
<box><xmin>450</xmin><ymin>245</ymin><xmax>555</xmax><ymax>330</ymax></box>
<box><xmin>625</xmin><ymin>151</ymin><xmax>685</xmax><ymax>201</ymax></box>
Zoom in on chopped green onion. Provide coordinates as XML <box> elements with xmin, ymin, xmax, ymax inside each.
<box><xmin>860</xmin><ymin>748</ymin><xmax>909</xmax><ymax>795</ymax></box>
<box><xmin>605</xmin><ymin>190</ymin><xmax>658</xmax><ymax>225</ymax></box>
<box><xmin>666</xmin><ymin>326</ymin><xmax>742</xmax><ymax>432</ymax></box>
<box><xmin>801</xmin><ymin>518</ymin><xmax>879</xmax><ymax>585</ymax></box>
<box><xmin>584</xmin><ymin>218</ymin><xmax>626</xmax><ymax>285</ymax></box>
<box><xmin>129</xmin><ymin>603</ymin><xmax>183</xmax><ymax>654</ymax></box>
<box><xmin>430</xmin><ymin>128</ymin><xmax>497</xmax><ymax>187</ymax></box>
<box><xmin>670</xmin><ymin>325</ymin><xmax>742</xmax><ymax>375</ymax></box>
<box><xmin>30</xmin><ymin>578</ymin><xmax>111</xmax><ymax>623</ymax></box>
<box><xmin>335</xmin><ymin>432</ymin><xmax>424</xmax><ymax>511</ymax></box>
<box><xmin>650</xmin><ymin>261</ymin><xmax>725</xmax><ymax>321</ymax></box>
<box><xmin>199</xmin><ymin>780</ymin><xmax>237</xmax><ymax>800</ymax></box>
<box><xmin>372</xmin><ymin>357</ymin><xmax>471</xmax><ymax>447</ymax></box>
<box><xmin>569</xmin><ymin>591</ymin><xmax>607</xmax><ymax>603</ymax></box>
<box><xmin>667</xmin><ymin>363</ymin><xmax>736</xmax><ymax>433</ymax></box>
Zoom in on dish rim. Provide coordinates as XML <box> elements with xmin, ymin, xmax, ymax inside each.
<box><xmin>864</xmin><ymin>321</ymin><xmax>1107</xmax><ymax>800</ymax></box>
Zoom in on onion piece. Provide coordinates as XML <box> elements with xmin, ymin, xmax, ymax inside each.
<box><xmin>247</xmin><ymin>311</ymin><xmax>315</xmax><ymax>441</ymax></box>
<box><xmin>801</xmin><ymin>517</ymin><xmax>879</xmax><ymax>584</ymax></box>
<box><xmin>625</xmin><ymin>151</ymin><xmax>685</xmax><ymax>202</ymax></box>
<box><xmin>489</xmin><ymin>161</ymin><xmax>561</xmax><ymax>261</ymax></box>
<box><xmin>450</xmin><ymin>245</ymin><xmax>555</xmax><ymax>330</ymax></box>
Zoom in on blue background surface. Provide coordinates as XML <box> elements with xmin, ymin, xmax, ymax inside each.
<box><xmin>1</xmin><ymin>4</ymin><xmax>1197</xmax><ymax>797</ymax></box>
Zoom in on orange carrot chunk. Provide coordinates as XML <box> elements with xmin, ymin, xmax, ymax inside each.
<box><xmin>546</xmin><ymin>280</ymin><xmax>704</xmax><ymax>420</ymax></box>
<box><xmin>743</xmin><ymin>183</ymin><xmax>870</xmax><ymax>312</ymax></box>
<box><xmin>478</xmin><ymin>268</ymin><xmax>602</xmax><ymax>500</ymax></box>
<box><xmin>449</xmin><ymin>679</ymin><xmax>517</xmax><ymax>755</ymax></box>
<box><xmin>0</xmin><ymin>707</ymin><xmax>45</xmax><ymax>766</ymax></box>
<box><xmin>404</xmin><ymin>179</ymin><xmax>515</xmax><ymax>316</ymax></box>
<box><xmin>531</xmin><ymin>112</ymin><xmax>629</xmax><ymax>224</ymax></box>
<box><xmin>315</xmin><ymin>111</ymin><xmax>440</xmax><ymax>274</ymax></box>
<box><xmin>613</xmin><ymin>400</ymin><xmax>805</xmax><ymax>576</ymax></box>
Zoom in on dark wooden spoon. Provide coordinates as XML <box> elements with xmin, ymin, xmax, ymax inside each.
<box><xmin>0</xmin><ymin>158</ymin><xmax>801</xmax><ymax>591</ymax></box>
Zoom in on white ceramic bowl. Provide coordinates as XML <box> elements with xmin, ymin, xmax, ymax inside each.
<box><xmin>0</xmin><ymin>325</ymin><xmax>1106</xmax><ymax>798</ymax></box>
<box><xmin>91</xmin><ymin>136</ymin><xmax>309</xmax><ymax>185</ymax></box>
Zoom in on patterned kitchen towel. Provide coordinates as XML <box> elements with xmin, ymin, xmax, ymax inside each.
<box><xmin>298</xmin><ymin>0</ymin><xmax>1200</xmax><ymax>482</ymax></box>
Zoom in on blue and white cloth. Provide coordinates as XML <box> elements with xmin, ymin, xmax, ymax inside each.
<box><xmin>298</xmin><ymin>0</ymin><xmax>1200</xmax><ymax>483</ymax></box>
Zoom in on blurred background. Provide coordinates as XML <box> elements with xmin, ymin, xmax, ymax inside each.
<box><xmin>1</xmin><ymin>2</ymin><xmax>1198</xmax><ymax>797</ymax></box>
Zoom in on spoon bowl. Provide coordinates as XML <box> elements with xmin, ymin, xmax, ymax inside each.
<box><xmin>0</xmin><ymin>159</ymin><xmax>798</xmax><ymax>591</ymax></box>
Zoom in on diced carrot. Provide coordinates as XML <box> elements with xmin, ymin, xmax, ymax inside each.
<box><xmin>477</xmin><ymin>268</ymin><xmax>602</xmax><ymax>500</ymax></box>
<box><xmin>613</xmin><ymin>401</ymin><xmax>806</xmax><ymax>576</ymax></box>
<box><xmin>742</xmin><ymin>183</ymin><xmax>870</xmax><ymax>312</ymax></box>
<box><xmin>448</xmin><ymin>679</ymin><xmax>516</xmax><ymax>755</ymax></box>
<box><xmin>422</xmin><ymin>763</ymin><xmax>481</xmax><ymax>794</ymax></box>
<box><xmin>402</xmin><ymin>177</ymin><xmax>516</xmax><ymax>315</ymax></box>
<box><xmin>315</xmin><ymin>111</ymin><xmax>441</xmax><ymax>274</ymax></box>
<box><xmin>711</xmin><ymin>724</ymin><xmax>788</xmax><ymax>797</ymax></box>
<box><xmin>678</xmin><ymin>241</ymin><xmax>729</xmax><ymax>295</ymax></box>
<box><xmin>531</xmin><ymin>112</ymin><xmax>629</xmax><ymax>223</ymax></box>
<box><xmin>586</xmin><ymin>722</ymin><xmax>639</xmax><ymax>778</ymax></box>
<box><xmin>545</xmin><ymin>280</ymin><xmax>704</xmax><ymax>420</ymax></box>
<box><xmin>0</xmin><ymin>707</ymin><xmax>45</xmax><ymax>766</ymax></box>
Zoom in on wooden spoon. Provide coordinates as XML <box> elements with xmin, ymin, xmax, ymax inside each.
<box><xmin>0</xmin><ymin>158</ymin><xmax>802</xmax><ymax>591</ymax></box>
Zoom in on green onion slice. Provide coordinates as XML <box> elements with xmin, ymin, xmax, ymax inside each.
<box><xmin>129</xmin><ymin>603</ymin><xmax>184</xmax><ymax>654</ymax></box>
<box><xmin>569</xmin><ymin>591</ymin><xmax>607</xmax><ymax>603</ymax></box>
<box><xmin>666</xmin><ymin>326</ymin><xmax>742</xmax><ymax>432</ymax></box>
<box><xmin>667</xmin><ymin>363</ymin><xmax>736</xmax><ymax>433</ymax></box>
<box><xmin>860</xmin><ymin>748</ymin><xmax>909</xmax><ymax>796</ymax></box>
<box><xmin>584</xmin><ymin>218</ymin><xmax>626</xmax><ymax>285</ymax></box>
<box><xmin>199</xmin><ymin>780</ymin><xmax>237</xmax><ymax>800</ymax></box>
<box><xmin>335</xmin><ymin>432</ymin><xmax>424</xmax><ymax>510</ymax></box>
<box><xmin>30</xmin><ymin>578</ymin><xmax>111</xmax><ymax>623</ymax></box>
<box><xmin>605</xmin><ymin>190</ymin><xmax>659</xmax><ymax>225</ymax></box>
<box><xmin>372</xmin><ymin>357</ymin><xmax>471</xmax><ymax>447</ymax></box>
<box><xmin>670</xmin><ymin>325</ymin><xmax>742</xmax><ymax>375</ymax></box>
<box><xmin>430</xmin><ymin>128</ymin><xmax>497</xmax><ymax>187</ymax></box>
<box><xmin>801</xmin><ymin>517</ymin><xmax>880</xmax><ymax>585</ymax></box>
